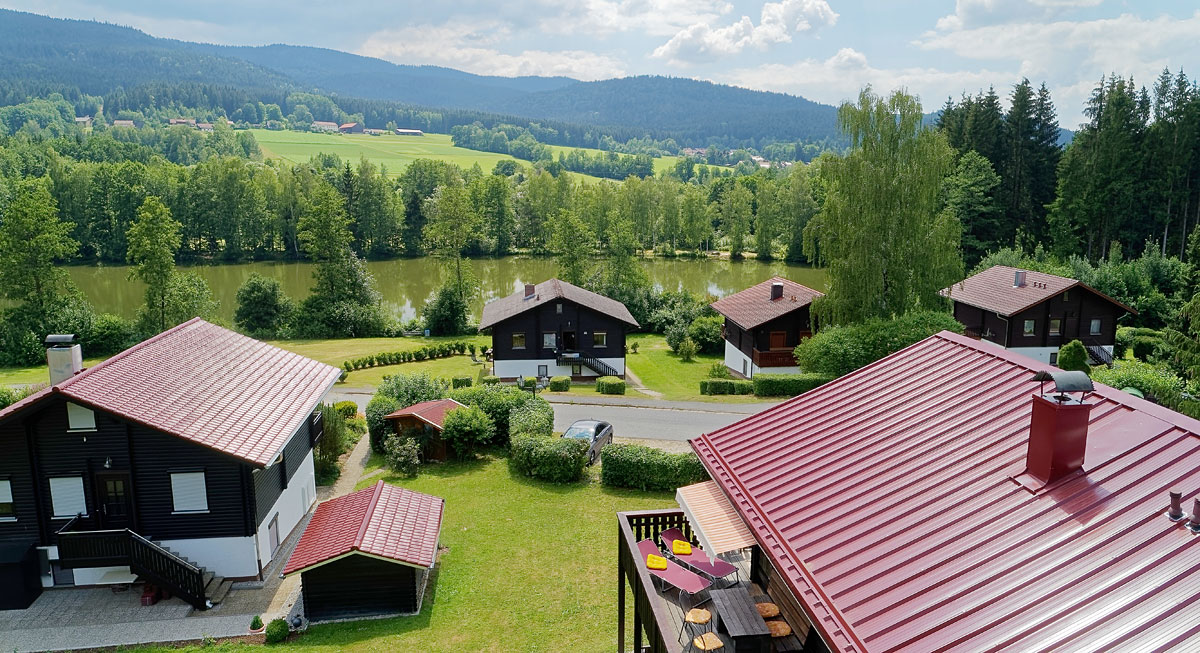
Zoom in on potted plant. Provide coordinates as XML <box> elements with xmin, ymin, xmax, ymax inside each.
<box><xmin>249</xmin><ymin>614</ymin><xmax>265</xmax><ymax>634</ymax></box>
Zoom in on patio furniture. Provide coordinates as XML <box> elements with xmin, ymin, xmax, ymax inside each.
<box><xmin>680</xmin><ymin>606</ymin><xmax>713</xmax><ymax>644</ymax></box>
<box><xmin>636</xmin><ymin>539</ymin><xmax>712</xmax><ymax>598</ymax></box>
<box><xmin>710</xmin><ymin>587</ymin><xmax>770</xmax><ymax>653</ymax></box>
<box><xmin>755</xmin><ymin>602</ymin><xmax>780</xmax><ymax>619</ymax></box>
<box><xmin>659</xmin><ymin>528</ymin><xmax>740</xmax><ymax>586</ymax></box>
<box><xmin>766</xmin><ymin>620</ymin><xmax>792</xmax><ymax>638</ymax></box>
<box><xmin>691</xmin><ymin>631</ymin><xmax>725</xmax><ymax>651</ymax></box>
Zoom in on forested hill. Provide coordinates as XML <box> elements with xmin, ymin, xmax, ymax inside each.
<box><xmin>0</xmin><ymin>9</ymin><xmax>844</xmax><ymax>147</ymax></box>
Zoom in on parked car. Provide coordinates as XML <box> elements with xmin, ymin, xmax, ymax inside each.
<box><xmin>563</xmin><ymin>419</ymin><xmax>613</xmax><ymax>465</ymax></box>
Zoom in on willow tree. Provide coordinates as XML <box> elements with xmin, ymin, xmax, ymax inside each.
<box><xmin>804</xmin><ymin>87</ymin><xmax>962</xmax><ymax>325</ymax></box>
<box><xmin>127</xmin><ymin>196</ymin><xmax>182</xmax><ymax>333</ymax></box>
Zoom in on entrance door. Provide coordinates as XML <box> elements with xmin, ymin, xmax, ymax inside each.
<box><xmin>95</xmin><ymin>472</ymin><xmax>133</xmax><ymax>530</ymax></box>
<box><xmin>770</xmin><ymin>331</ymin><xmax>787</xmax><ymax>349</ymax></box>
<box><xmin>563</xmin><ymin>330</ymin><xmax>577</xmax><ymax>350</ymax></box>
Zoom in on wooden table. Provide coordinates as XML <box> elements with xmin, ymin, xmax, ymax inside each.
<box><xmin>710</xmin><ymin>587</ymin><xmax>771</xmax><ymax>653</ymax></box>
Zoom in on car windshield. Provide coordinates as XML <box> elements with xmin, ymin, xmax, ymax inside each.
<box><xmin>563</xmin><ymin>425</ymin><xmax>594</xmax><ymax>440</ymax></box>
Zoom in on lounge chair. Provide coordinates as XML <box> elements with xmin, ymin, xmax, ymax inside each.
<box><xmin>659</xmin><ymin>528</ymin><xmax>739</xmax><ymax>586</ymax></box>
<box><xmin>636</xmin><ymin>539</ymin><xmax>712</xmax><ymax>597</ymax></box>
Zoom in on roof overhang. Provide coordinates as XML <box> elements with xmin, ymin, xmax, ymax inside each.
<box><xmin>675</xmin><ymin>480</ymin><xmax>757</xmax><ymax>558</ymax></box>
<box><xmin>283</xmin><ymin>547</ymin><xmax>436</xmax><ymax>578</ymax></box>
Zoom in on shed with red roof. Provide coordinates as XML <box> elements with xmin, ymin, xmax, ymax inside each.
<box><xmin>710</xmin><ymin>276</ymin><xmax>823</xmax><ymax>378</ymax></box>
<box><xmin>383</xmin><ymin>398</ymin><xmax>464</xmax><ymax>461</ymax></box>
<box><xmin>284</xmin><ymin>481</ymin><xmax>444</xmax><ymax>621</ymax></box>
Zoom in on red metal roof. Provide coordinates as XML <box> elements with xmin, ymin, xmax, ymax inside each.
<box><xmin>942</xmin><ymin>265</ymin><xmax>1136</xmax><ymax>317</ymax></box>
<box><xmin>284</xmin><ymin>481</ymin><xmax>444</xmax><ymax>575</ymax></box>
<box><xmin>710</xmin><ymin>276</ymin><xmax>823</xmax><ymax>330</ymax></box>
<box><xmin>691</xmin><ymin>331</ymin><xmax>1200</xmax><ymax>652</ymax></box>
<box><xmin>0</xmin><ymin>318</ymin><xmax>342</xmax><ymax>466</ymax></box>
<box><xmin>479</xmin><ymin>278</ymin><xmax>638</xmax><ymax>329</ymax></box>
<box><xmin>384</xmin><ymin>398</ymin><xmax>464</xmax><ymax>431</ymax></box>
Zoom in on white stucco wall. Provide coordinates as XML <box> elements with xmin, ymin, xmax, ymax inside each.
<box><xmin>255</xmin><ymin>451</ymin><xmax>316</xmax><ymax>570</ymax></box>
<box><xmin>724</xmin><ymin>341</ymin><xmax>752</xmax><ymax>378</ymax></box>
<box><xmin>493</xmin><ymin>357</ymin><xmax>626</xmax><ymax>378</ymax></box>
<box><xmin>157</xmin><ymin>535</ymin><xmax>260</xmax><ymax>579</ymax></box>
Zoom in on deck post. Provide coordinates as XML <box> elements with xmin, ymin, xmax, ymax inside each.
<box><xmin>618</xmin><ymin>520</ymin><xmax>626</xmax><ymax>653</ymax></box>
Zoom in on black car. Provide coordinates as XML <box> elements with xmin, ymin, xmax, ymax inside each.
<box><xmin>563</xmin><ymin>419</ymin><xmax>614</xmax><ymax>465</ymax></box>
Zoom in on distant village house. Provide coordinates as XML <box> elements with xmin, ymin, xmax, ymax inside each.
<box><xmin>338</xmin><ymin>122</ymin><xmax>363</xmax><ymax>134</ymax></box>
<box><xmin>311</xmin><ymin>121</ymin><xmax>339</xmax><ymax>132</ymax></box>
<box><xmin>395</xmin><ymin>128</ymin><xmax>424</xmax><ymax>136</ymax></box>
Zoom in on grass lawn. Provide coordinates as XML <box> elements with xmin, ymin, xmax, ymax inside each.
<box><xmin>135</xmin><ymin>453</ymin><xmax>675</xmax><ymax>652</ymax></box>
<box><xmin>623</xmin><ymin>334</ymin><xmax>771</xmax><ymax>403</ymax></box>
<box><xmin>0</xmin><ymin>358</ymin><xmax>105</xmax><ymax>387</ymax></box>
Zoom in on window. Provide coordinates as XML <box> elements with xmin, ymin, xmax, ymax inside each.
<box><xmin>512</xmin><ymin>332</ymin><xmax>526</xmax><ymax>349</ymax></box>
<box><xmin>66</xmin><ymin>402</ymin><xmax>95</xmax><ymax>431</ymax></box>
<box><xmin>1062</xmin><ymin>290</ymin><xmax>1070</xmax><ymax>302</ymax></box>
<box><xmin>542</xmin><ymin>332</ymin><xmax>556</xmax><ymax>349</ymax></box>
<box><xmin>0</xmin><ymin>479</ymin><xmax>13</xmax><ymax>520</ymax></box>
<box><xmin>1023</xmin><ymin>319</ymin><xmax>1036</xmax><ymax>336</ymax></box>
<box><xmin>556</xmin><ymin>303</ymin><xmax>563</xmax><ymax>314</ymax></box>
<box><xmin>1090</xmin><ymin>318</ymin><xmax>1102</xmax><ymax>336</ymax></box>
<box><xmin>571</xmin><ymin>364</ymin><xmax>582</xmax><ymax>375</ymax></box>
<box><xmin>1049</xmin><ymin>319</ymin><xmax>1061</xmax><ymax>336</ymax></box>
<box><xmin>170</xmin><ymin>471</ymin><xmax>208</xmax><ymax>513</ymax></box>
<box><xmin>593</xmin><ymin>331</ymin><xmax>608</xmax><ymax>348</ymax></box>
<box><xmin>49</xmin><ymin>476</ymin><xmax>86</xmax><ymax>518</ymax></box>
<box><xmin>1050</xmin><ymin>353</ymin><xmax>1059</xmax><ymax>365</ymax></box>
<box><xmin>268</xmin><ymin>514</ymin><xmax>280</xmax><ymax>554</ymax></box>
<box><xmin>537</xmin><ymin>365</ymin><xmax>549</xmax><ymax>377</ymax></box>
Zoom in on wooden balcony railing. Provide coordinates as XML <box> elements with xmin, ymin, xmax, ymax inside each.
<box><xmin>617</xmin><ymin>509</ymin><xmax>695</xmax><ymax>653</ymax></box>
<box><xmin>752</xmin><ymin>349</ymin><xmax>796</xmax><ymax>368</ymax></box>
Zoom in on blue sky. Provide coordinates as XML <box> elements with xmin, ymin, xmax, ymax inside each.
<box><xmin>5</xmin><ymin>1</ymin><xmax>1198</xmax><ymax>127</ymax></box>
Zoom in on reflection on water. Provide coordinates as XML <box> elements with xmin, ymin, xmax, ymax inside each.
<box><xmin>65</xmin><ymin>257</ymin><xmax>828</xmax><ymax>322</ymax></box>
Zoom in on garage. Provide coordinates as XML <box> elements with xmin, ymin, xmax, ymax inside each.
<box><xmin>284</xmin><ymin>481</ymin><xmax>444</xmax><ymax>622</ymax></box>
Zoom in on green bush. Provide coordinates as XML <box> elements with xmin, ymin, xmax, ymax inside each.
<box><xmin>449</xmin><ymin>384</ymin><xmax>540</xmax><ymax>443</ymax></box>
<box><xmin>365</xmin><ymin>395</ymin><xmax>402</xmax><ymax>454</ymax></box>
<box><xmin>383</xmin><ymin>433</ymin><xmax>421</xmax><ymax>477</ymax></box>
<box><xmin>548</xmin><ymin>375</ymin><xmax>571</xmax><ymax>391</ymax></box>
<box><xmin>250</xmin><ymin>615</ymin><xmax>263</xmax><ymax>631</ymax></box>
<box><xmin>509</xmin><ymin>400</ymin><xmax>555</xmax><ymax>437</ymax></box>
<box><xmin>519</xmin><ymin>376</ymin><xmax>537</xmax><ymax>390</ymax></box>
<box><xmin>1056</xmin><ymin>340</ymin><xmax>1091</xmax><ymax>375</ymax></box>
<box><xmin>699</xmin><ymin>379</ymin><xmax>753</xmax><ymax>395</ymax></box>
<box><xmin>794</xmin><ymin>311</ymin><xmax>963</xmax><ymax>377</ymax></box>
<box><xmin>687</xmin><ymin>315</ymin><xmax>725</xmax><ymax>354</ymax></box>
<box><xmin>600</xmin><ymin>444</ymin><xmax>709</xmax><ymax>491</ymax></box>
<box><xmin>314</xmin><ymin>403</ymin><xmax>350</xmax><ymax>485</ymax></box>
<box><xmin>1115</xmin><ymin>326</ymin><xmax>1134</xmax><ymax>359</ymax></box>
<box><xmin>1094</xmin><ymin>359</ymin><xmax>1185</xmax><ymax>409</ymax></box>
<box><xmin>452</xmin><ymin>376</ymin><xmax>472</xmax><ymax>388</ymax></box>
<box><xmin>481</xmin><ymin>375</ymin><xmax>500</xmax><ymax>385</ymax></box>
<box><xmin>441</xmin><ymin>405</ymin><xmax>495</xmax><ymax>459</ymax></box>
<box><xmin>631</xmin><ymin>342</ymin><xmax>639</xmax><ymax>354</ymax></box>
<box><xmin>596</xmin><ymin>376</ymin><xmax>626</xmax><ymax>394</ymax></box>
<box><xmin>1132</xmin><ymin>335</ymin><xmax>1163</xmax><ymax>361</ymax></box>
<box><xmin>509</xmin><ymin>434</ymin><xmax>589</xmax><ymax>483</ymax></box>
<box><xmin>752</xmin><ymin>373</ymin><xmax>833</xmax><ymax>397</ymax></box>
<box><xmin>265</xmin><ymin>618</ymin><xmax>289</xmax><ymax>644</ymax></box>
<box><xmin>708</xmin><ymin>363</ymin><xmax>733</xmax><ymax>379</ymax></box>
<box><xmin>334</xmin><ymin>401</ymin><xmax>358</xmax><ymax>419</ymax></box>
<box><xmin>87</xmin><ymin>313</ymin><xmax>137</xmax><ymax>357</ymax></box>
<box><xmin>677</xmin><ymin>336</ymin><xmax>698</xmax><ymax>362</ymax></box>
<box><xmin>235</xmin><ymin>274</ymin><xmax>294</xmax><ymax>338</ymax></box>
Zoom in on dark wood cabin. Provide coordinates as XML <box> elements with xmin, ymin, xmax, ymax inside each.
<box><xmin>383</xmin><ymin>398</ymin><xmax>464</xmax><ymax>462</ymax></box>
<box><xmin>711</xmin><ymin>277</ymin><xmax>824</xmax><ymax>378</ymax></box>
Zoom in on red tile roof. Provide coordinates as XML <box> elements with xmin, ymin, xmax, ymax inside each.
<box><xmin>384</xmin><ymin>398</ymin><xmax>463</xmax><ymax>431</ymax></box>
<box><xmin>691</xmin><ymin>331</ymin><xmax>1200</xmax><ymax>653</ymax></box>
<box><xmin>710</xmin><ymin>276</ymin><xmax>823</xmax><ymax>330</ymax></box>
<box><xmin>284</xmin><ymin>481</ymin><xmax>444</xmax><ymax>575</ymax></box>
<box><xmin>0</xmin><ymin>318</ymin><xmax>342</xmax><ymax>466</ymax></box>
<box><xmin>479</xmin><ymin>278</ymin><xmax>638</xmax><ymax>329</ymax></box>
<box><xmin>942</xmin><ymin>265</ymin><xmax>1135</xmax><ymax>317</ymax></box>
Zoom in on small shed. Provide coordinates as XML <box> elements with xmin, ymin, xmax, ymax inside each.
<box><xmin>284</xmin><ymin>481</ymin><xmax>444</xmax><ymax>622</ymax></box>
<box><xmin>384</xmin><ymin>398</ymin><xmax>464</xmax><ymax>462</ymax></box>
<box><xmin>0</xmin><ymin>541</ymin><xmax>42</xmax><ymax>610</ymax></box>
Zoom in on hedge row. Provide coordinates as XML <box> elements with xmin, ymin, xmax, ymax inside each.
<box><xmin>600</xmin><ymin>444</ymin><xmax>709</xmax><ymax>491</ymax></box>
<box><xmin>342</xmin><ymin>341</ymin><xmax>470</xmax><ymax>372</ymax></box>
<box><xmin>597</xmin><ymin>376</ymin><xmax>626</xmax><ymax>394</ymax></box>
<box><xmin>549</xmin><ymin>375</ymin><xmax>571</xmax><ymax>391</ymax></box>
<box><xmin>481</xmin><ymin>375</ymin><xmax>500</xmax><ymax>385</ymax></box>
<box><xmin>699</xmin><ymin>379</ymin><xmax>753</xmax><ymax>395</ymax></box>
<box><xmin>451</xmin><ymin>376</ymin><xmax>472</xmax><ymax>388</ymax></box>
<box><xmin>509</xmin><ymin>434</ymin><xmax>589</xmax><ymax>483</ymax></box>
<box><xmin>751</xmin><ymin>373</ymin><xmax>834</xmax><ymax>397</ymax></box>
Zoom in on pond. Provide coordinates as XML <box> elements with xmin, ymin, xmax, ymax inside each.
<box><xmin>65</xmin><ymin>257</ymin><xmax>828</xmax><ymax>323</ymax></box>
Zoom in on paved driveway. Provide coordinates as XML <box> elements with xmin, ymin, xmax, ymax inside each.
<box><xmin>550</xmin><ymin>397</ymin><xmax>777</xmax><ymax>442</ymax></box>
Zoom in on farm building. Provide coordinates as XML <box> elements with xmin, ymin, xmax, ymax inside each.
<box><xmin>395</xmin><ymin>128</ymin><xmax>424</xmax><ymax>136</ymax></box>
<box><xmin>111</xmin><ymin>119</ymin><xmax>136</xmax><ymax>128</ymax></box>
<box><xmin>339</xmin><ymin>122</ymin><xmax>363</xmax><ymax>134</ymax></box>
<box><xmin>383</xmin><ymin>399</ymin><xmax>464</xmax><ymax>462</ymax></box>
<box><xmin>73</xmin><ymin>116</ymin><xmax>92</xmax><ymax>127</ymax></box>
<box><xmin>480</xmin><ymin>279</ymin><xmax>638</xmax><ymax>381</ymax></box>
<box><xmin>711</xmin><ymin>276</ymin><xmax>823</xmax><ymax>378</ymax></box>
<box><xmin>311</xmin><ymin>121</ymin><xmax>338</xmax><ymax>132</ymax></box>
<box><xmin>363</xmin><ymin>128</ymin><xmax>387</xmax><ymax>135</ymax></box>
<box><xmin>942</xmin><ymin>265</ymin><xmax>1134</xmax><ymax>366</ymax></box>
<box><xmin>284</xmin><ymin>481</ymin><xmax>444</xmax><ymax>622</ymax></box>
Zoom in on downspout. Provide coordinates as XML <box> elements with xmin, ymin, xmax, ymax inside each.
<box><xmin>998</xmin><ymin>312</ymin><xmax>1011</xmax><ymax>348</ymax></box>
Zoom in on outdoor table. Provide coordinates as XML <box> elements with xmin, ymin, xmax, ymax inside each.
<box><xmin>710</xmin><ymin>587</ymin><xmax>770</xmax><ymax>653</ymax></box>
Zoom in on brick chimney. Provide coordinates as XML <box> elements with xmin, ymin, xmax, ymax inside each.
<box><xmin>1019</xmin><ymin>371</ymin><xmax>1094</xmax><ymax>488</ymax></box>
<box><xmin>524</xmin><ymin>283</ymin><xmax>536</xmax><ymax>298</ymax></box>
<box><xmin>770</xmin><ymin>281</ymin><xmax>784</xmax><ymax>301</ymax></box>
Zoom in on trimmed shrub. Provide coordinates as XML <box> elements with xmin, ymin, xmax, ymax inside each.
<box><xmin>699</xmin><ymin>379</ymin><xmax>753</xmax><ymax>395</ymax></box>
<box><xmin>509</xmin><ymin>434</ymin><xmax>589</xmax><ymax>483</ymax></box>
<box><xmin>548</xmin><ymin>375</ymin><xmax>571</xmax><ymax>391</ymax></box>
<box><xmin>365</xmin><ymin>395</ymin><xmax>402</xmax><ymax>454</ymax></box>
<box><xmin>600</xmin><ymin>444</ymin><xmax>709</xmax><ymax>491</ymax></box>
<box><xmin>794</xmin><ymin>311</ymin><xmax>963</xmax><ymax>377</ymax></box>
<box><xmin>314</xmin><ymin>403</ymin><xmax>349</xmax><ymax>485</ymax></box>
<box><xmin>1132</xmin><ymin>335</ymin><xmax>1163</xmax><ymax>361</ymax></box>
<box><xmin>1057</xmin><ymin>340</ymin><xmax>1091</xmax><ymax>375</ymax></box>
<box><xmin>596</xmin><ymin>376</ymin><xmax>626</xmax><ymax>394</ymax></box>
<box><xmin>452</xmin><ymin>376</ymin><xmax>472</xmax><ymax>388</ymax></box>
<box><xmin>265</xmin><ymin>618</ymin><xmax>289</xmax><ymax>644</ymax></box>
<box><xmin>481</xmin><ymin>375</ymin><xmax>500</xmax><ymax>385</ymax></box>
<box><xmin>334</xmin><ymin>401</ymin><xmax>358</xmax><ymax>419</ymax></box>
<box><xmin>752</xmin><ymin>373</ymin><xmax>834</xmax><ymax>397</ymax></box>
<box><xmin>708</xmin><ymin>363</ymin><xmax>733</xmax><ymax>379</ymax></box>
<box><xmin>519</xmin><ymin>376</ymin><xmax>537</xmax><ymax>390</ymax></box>
<box><xmin>383</xmin><ymin>434</ymin><xmax>421</xmax><ymax>477</ymax></box>
<box><xmin>250</xmin><ymin>615</ymin><xmax>263</xmax><ymax>631</ymax></box>
<box><xmin>441</xmin><ymin>405</ymin><xmax>495</xmax><ymax>459</ymax></box>
<box><xmin>509</xmin><ymin>400</ymin><xmax>555</xmax><ymax>437</ymax></box>
<box><xmin>450</xmin><ymin>384</ymin><xmax>544</xmax><ymax>443</ymax></box>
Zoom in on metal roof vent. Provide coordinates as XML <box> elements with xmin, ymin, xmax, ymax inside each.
<box><xmin>1168</xmin><ymin>491</ymin><xmax>1187</xmax><ymax>521</ymax></box>
<box><xmin>1032</xmin><ymin>370</ymin><xmax>1094</xmax><ymax>401</ymax></box>
<box><xmin>1014</xmin><ymin>270</ymin><xmax>1027</xmax><ymax>287</ymax></box>
<box><xmin>1188</xmin><ymin>499</ymin><xmax>1200</xmax><ymax>533</ymax></box>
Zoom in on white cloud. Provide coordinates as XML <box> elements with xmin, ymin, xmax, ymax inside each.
<box><xmin>934</xmin><ymin>0</ymin><xmax>1103</xmax><ymax>31</ymax></box>
<box><xmin>356</xmin><ymin>22</ymin><xmax>627</xmax><ymax>80</ymax></box>
<box><xmin>538</xmin><ymin>0</ymin><xmax>734</xmax><ymax>37</ymax></box>
<box><xmin>653</xmin><ymin>0</ymin><xmax>838</xmax><ymax>65</ymax></box>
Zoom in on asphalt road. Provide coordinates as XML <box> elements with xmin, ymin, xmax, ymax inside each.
<box><xmin>551</xmin><ymin>400</ymin><xmax>762</xmax><ymax>441</ymax></box>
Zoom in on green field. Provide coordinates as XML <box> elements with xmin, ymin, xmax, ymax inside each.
<box><xmin>249</xmin><ymin>129</ymin><xmax>685</xmax><ymax>181</ymax></box>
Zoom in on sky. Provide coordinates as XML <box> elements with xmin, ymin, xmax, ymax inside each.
<box><xmin>4</xmin><ymin>0</ymin><xmax>1198</xmax><ymax>127</ymax></box>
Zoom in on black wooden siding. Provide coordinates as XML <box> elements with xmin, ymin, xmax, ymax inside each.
<box><xmin>0</xmin><ymin>420</ymin><xmax>38</xmax><ymax>545</ymax></box>
<box><xmin>253</xmin><ymin>421</ymin><xmax>312</xmax><ymax>525</ymax></box>
<box><xmin>724</xmin><ymin>308</ymin><xmax>814</xmax><ymax>358</ymax></box>
<box><xmin>489</xmin><ymin>298</ymin><xmax>628</xmax><ymax>362</ymax></box>
<box><xmin>953</xmin><ymin>287</ymin><xmax>1127</xmax><ymax>351</ymax></box>
<box><xmin>301</xmin><ymin>554</ymin><xmax>419</xmax><ymax>621</ymax></box>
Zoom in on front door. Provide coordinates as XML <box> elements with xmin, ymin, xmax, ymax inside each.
<box><xmin>563</xmin><ymin>330</ymin><xmax>577</xmax><ymax>350</ymax></box>
<box><xmin>95</xmin><ymin>472</ymin><xmax>133</xmax><ymax>530</ymax></box>
<box><xmin>770</xmin><ymin>331</ymin><xmax>787</xmax><ymax>349</ymax></box>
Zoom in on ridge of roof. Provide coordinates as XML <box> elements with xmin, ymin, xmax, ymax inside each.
<box><xmin>55</xmin><ymin>316</ymin><xmax>204</xmax><ymax>393</ymax></box>
<box><xmin>943</xmin><ymin>265</ymin><xmax>1136</xmax><ymax>317</ymax></box>
<box><xmin>710</xmin><ymin>276</ymin><xmax>824</xmax><ymax>330</ymax></box>
<box><xmin>479</xmin><ymin>278</ymin><xmax>638</xmax><ymax>329</ymax></box>
<box><xmin>354</xmin><ymin>480</ymin><xmax>386</xmax><ymax>551</ymax></box>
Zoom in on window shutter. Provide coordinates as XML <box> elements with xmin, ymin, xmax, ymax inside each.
<box><xmin>171</xmin><ymin>472</ymin><xmax>208</xmax><ymax>512</ymax></box>
<box><xmin>49</xmin><ymin>477</ymin><xmax>86</xmax><ymax>518</ymax></box>
<box><xmin>0</xmin><ymin>479</ymin><xmax>12</xmax><ymax>503</ymax></box>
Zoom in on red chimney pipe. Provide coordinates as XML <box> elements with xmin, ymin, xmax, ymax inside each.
<box><xmin>1022</xmin><ymin>393</ymin><xmax>1092</xmax><ymax>486</ymax></box>
<box><xmin>524</xmin><ymin>283</ymin><xmax>536</xmax><ymax>298</ymax></box>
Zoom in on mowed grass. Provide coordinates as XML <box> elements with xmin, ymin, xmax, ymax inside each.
<box><xmin>133</xmin><ymin>454</ymin><xmax>674</xmax><ymax>652</ymax></box>
<box><xmin>624</xmin><ymin>333</ymin><xmax>769</xmax><ymax>403</ymax></box>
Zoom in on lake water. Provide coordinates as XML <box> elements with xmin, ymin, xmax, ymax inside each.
<box><xmin>65</xmin><ymin>257</ymin><xmax>828</xmax><ymax>322</ymax></box>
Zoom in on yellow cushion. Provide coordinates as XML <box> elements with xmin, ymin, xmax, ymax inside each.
<box><xmin>672</xmin><ymin>540</ymin><xmax>692</xmax><ymax>555</ymax></box>
<box><xmin>646</xmin><ymin>554</ymin><xmax>668</xmax><ymax>570</ymax></box>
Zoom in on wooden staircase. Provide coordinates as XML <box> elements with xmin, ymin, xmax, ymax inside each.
<box><xmin>158</xmin><ymin>544</ymin><xmax>234</xmax><ymax>607</ymax></box>
<box><xmin>1084</xmin><ymin>340</ymin><xmax>1115</xmax><ymax>367</ymax></box>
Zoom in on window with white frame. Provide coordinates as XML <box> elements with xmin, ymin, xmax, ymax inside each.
<box><xmin>1090</xmin><ymin>318</ymin><xmax>1102</xmax><ymax>336</ymax></box>
<box><xmin>170</xmin><ymin>471</ymin><xmax>208</xmax><ymax>513</ymax></box>
<box><xmin>0</xmin><ymin>479</ymin><xmax>13</xmax><ymax>520</ymax></box>
<box><xmin>1023</xmin><ymin>319</ymin><xmax>1036</xmax><ymax>336</ymax></box>
<box><xmin>542</xmin><ymin>332</ymin><xmax>556</xmax><ymax>349</ymax></box>
<box><xmin>49</xmin><ymin>476</ymin><xmax>86</xmax><ymax>518</ymax></box>
<box><xmin>1049</xmin><ymin>319</ymin><xmax>1061</xmax><ymax>336</ymax></box>
<box><xmin>512</xmin><ymin>332</ymin><xmax>526</xmax><ymax>349</ymax></box>
<box><xmin>593</xmin><ymin>331</ymin><xmax>608</xmax><ymax>348</ymax></box>
<box><xmin>66</xmin><ymin>402</ymin><xmax>96</xmax><ymax>431</ymax></box>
